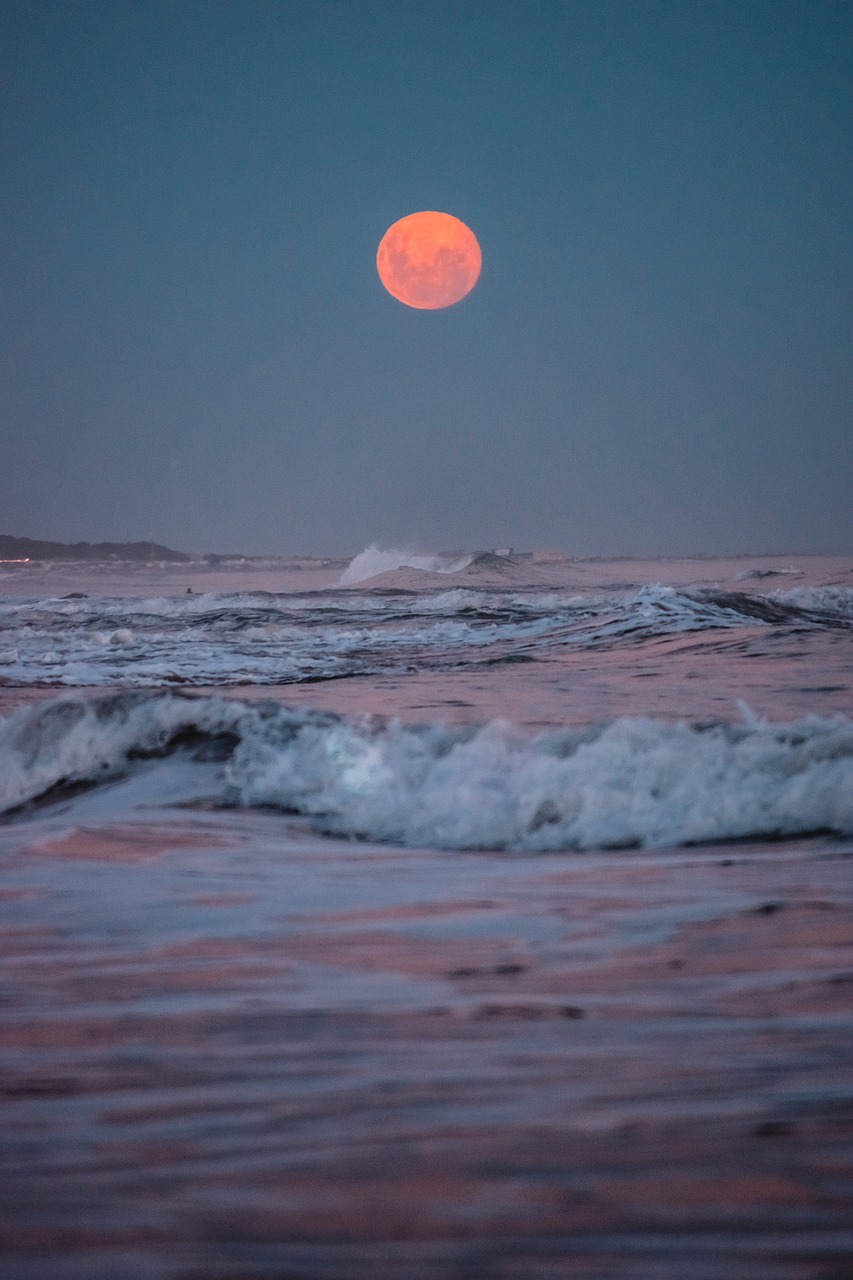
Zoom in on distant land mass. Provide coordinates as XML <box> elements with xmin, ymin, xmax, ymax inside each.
<box><xmin>0</xmin><ymin>535</ymin><xmax>191</xmax><ymax>562</ymax></box>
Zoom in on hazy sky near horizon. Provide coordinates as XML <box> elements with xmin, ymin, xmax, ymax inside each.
<box><xmin>1</xmin><ymin>1</ymin><xmax>850</xmax><ymax>557</ymax></box>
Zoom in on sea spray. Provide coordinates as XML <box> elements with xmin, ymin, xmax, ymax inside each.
<box><xmin>338</xmin><ymin>545</ymin><xmax>473</xmax><ymax>585</ymax></box>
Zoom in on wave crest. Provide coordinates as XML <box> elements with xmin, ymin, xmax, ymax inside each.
<box><xmin>338</xmin><ymin>546</ymin><xmax>473</xmax><ymax>586</ymax></box>
<box><xmin>2</xmin><ymin>694</ymin><xmax>851</xmax><ymax>851</ymax></box>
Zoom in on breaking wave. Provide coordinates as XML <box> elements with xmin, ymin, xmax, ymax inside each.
<box><xmin>773</xmin><ymin>584</ymin><xmax>853</xmax><ymax>617</ymax></box>
<box><xmin>2</xmin><ymin>694</ymin><xmax>851</xmax><ymax>851</ymax></box>
<box><xmin>338</xmin><ymin>545</ymin><xmax>473</xmax><ymax>585</ymax></box>
<box><xmin>1</xmin><ymin>582</ymin><xmax>850</xmax><ymax>689</ymax></box>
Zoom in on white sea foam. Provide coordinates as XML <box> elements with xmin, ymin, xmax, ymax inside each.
<box><xmin>0</xmin><ymin>694</ymin><xmax>246</xmax><ymax>815</ymax></box>
<box><xmin>338</xmin><ymin>545</ymin><xmax>473</xmax><ymax>585</ymax></box>
<box><xmin>1</xmin><ymin>694</ymin><xmax>850</xmax><ymax>850</ymax></box>
<box><xmin>229</xmin><ymin>707</ymin><xmax>853</xmax><ymax>849</ymax></box>
<box><xmin>0</xmin><ymin>580</ymin><xmax>849</xmax><ymax>689</ymax></box>
<box><xmin>773</xmin><ymin>585</ymin><xmax>853</xmax><ymax>616</ymax></box>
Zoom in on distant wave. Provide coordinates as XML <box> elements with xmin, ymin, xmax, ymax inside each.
<box><xmin>2</xmin><ymin>693</ymin><xmax>851</xmax><ymax>850</ymax></box>
<box><xmin>338</xmin><ymin>545</ymin><xmax>473</xmax><ymax>585</ymax></box>
<box><xmin>773</xmin><ymin>585</ymin><xmax>853</xmax><ymax>617</ymax></box>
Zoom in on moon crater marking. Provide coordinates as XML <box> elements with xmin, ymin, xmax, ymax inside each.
<box><xmin>377</xmin><ymin>211</ymin><xmax>481</xmax><ymax>310</ymax></box>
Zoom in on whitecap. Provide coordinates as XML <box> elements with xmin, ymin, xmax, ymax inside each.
<box><xmin>773</xmin><ymin>585</ymin><xmax>853</xmax><ymax>617</ymax></box>
<box><xmin>338</xmin><ymin>546</ymin><xmax>473</xmax><ymax>586</ymax></box>
<box><xmin>2</xmin><ymin>694</ymin><xmax>850</xmax><ymax>851</ymax></box>
<box><xmin>229</xmin><ymin>706</ymin><xmax>853</xmax><ymax>850</ymax></box>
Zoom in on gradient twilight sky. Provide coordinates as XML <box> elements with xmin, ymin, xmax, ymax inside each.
<box><xmin>1</xmin><ymin>1</ymin><xmax>850</xmax><ymax>557</ymax></box>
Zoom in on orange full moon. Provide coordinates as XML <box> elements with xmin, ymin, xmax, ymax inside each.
<box><xmin>376</xmin><ymin>211</ymin><xmax>481</xmax><ymax>309</ymax></box>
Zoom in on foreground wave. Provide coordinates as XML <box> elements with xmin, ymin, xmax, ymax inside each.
<box><xmin>2</xmin><ymin>694</ymin><xmax>851</xmax><ymax>851</ymax></box>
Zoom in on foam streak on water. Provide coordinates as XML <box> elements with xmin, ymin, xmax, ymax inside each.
<box><xmin>0</xmin><ymin>579</ymin><xmax>850</xmax><ymax>688</ymax></box>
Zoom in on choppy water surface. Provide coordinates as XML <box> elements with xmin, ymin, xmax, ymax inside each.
<box><xmin>1</xmin><ymin>575</ymin><xmax>850</xmax><ymax>688</ymax></box>
<box><xmin>2</xmin><ymin>554</ymin><xmax>852</xmax><ymax>1278</ymax></box>
<box><xmin>1</xmin><ymin>553</ymin><xmax>851</xmax><ymax>852</ymax></box>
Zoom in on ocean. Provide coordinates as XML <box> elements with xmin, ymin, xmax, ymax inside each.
<box><xmin>1</xmin><ymin>548</ymin><xmax>851</xmax><ymax>1279</ymax></box>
